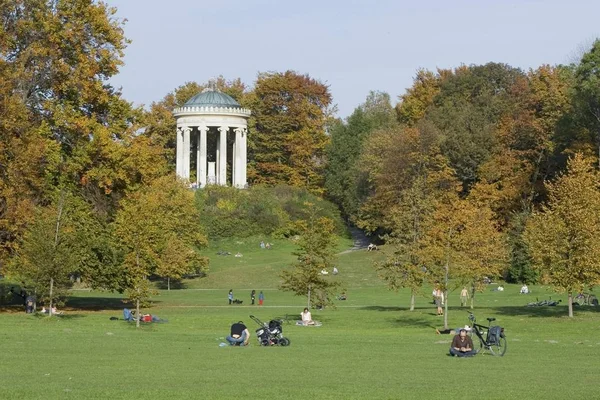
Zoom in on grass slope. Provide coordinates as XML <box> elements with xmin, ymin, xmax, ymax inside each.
<box><xmin>1</xmin><ymin>239</ymin><xmax>599</xmax><ymax>399</ymax></box>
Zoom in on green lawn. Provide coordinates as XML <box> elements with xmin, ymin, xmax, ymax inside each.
<box><xmin>1</xmin><ymin>241</ymin><xmax>599</xmax><ymax>399</ymax></box>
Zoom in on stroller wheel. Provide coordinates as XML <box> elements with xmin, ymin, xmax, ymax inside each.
<box><xmin>278</xmin><ymin>337</ymin><xmax>290</xmax><ymax>346</ymax></box>
<box><xmin>260</xmin><ymin>339</ymin><xmax>270</xmax><ymax>346</ymax></box>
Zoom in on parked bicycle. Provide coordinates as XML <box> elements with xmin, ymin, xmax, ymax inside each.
<box><xmin>468</xmin><ymin>312</ymin><xmax>507</xmax><ymax>356</ymax></box>
<box><xmin>573</xmin><ymin>293</ymin><xmax>598</xmax><ymax>306</ymax></box>
<box><xmin>525</xmin><ymin>297</ymin><xmax>561</xmax><ymax>307</ymax></box>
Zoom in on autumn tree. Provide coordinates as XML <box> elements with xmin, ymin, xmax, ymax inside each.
<box><xmin>396</xmin><ymin>69</ymin><xmax>449</xmax><ymax>126</ymax></box>
<box><xmin>6</xmin><ymin>190</ymin><xmax>100</xmax><ymax>315</ymax></box>
<box><xmin>248</xmin><ymin>71</ymin><xmax>332</xmax><ymax>193</ymax></box>
<box><xmin>524</xmin><ymin>153</ymin><xmax>600</xmax><ymax>317</ymax></box>
<box><xmin>325</xmin><ymin>91</ymin><xmax>395</xmax><ymax>220</ymax></box>
<box><xmin>114</xmin><ymin>176</ymin><xmax>208</xmax><ymax>326</ymax></box>
<box><xmin>420</xmin><ymin>193</ymin><xmax>506</xmax><ymax>328</ymax></box>
<box><xmin>573</xmin><ymin>39</ymin><xmax>600</xmax><ymax>168</ymax></box>
<box><xmin>280</xmin><ymin>208</ymin><xmax>339</xmax><ymax>308</ymax></box>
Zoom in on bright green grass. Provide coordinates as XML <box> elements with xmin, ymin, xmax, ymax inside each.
<box><xmin>1</xmin><ymin>242</ymin><xmax>600</xmax><ymax>399</ymax></box>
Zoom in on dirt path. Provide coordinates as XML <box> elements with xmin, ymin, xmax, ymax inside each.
<box><xmin>339</xmin><ymin>226</ymin><xmax>370</xmax><ymax>255</ymax></box>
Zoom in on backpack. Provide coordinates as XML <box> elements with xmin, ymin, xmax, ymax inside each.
<box><xmin>488</xmin><ymin>326</ymin><xmax>502</xmax><ymax>344</ymax></box>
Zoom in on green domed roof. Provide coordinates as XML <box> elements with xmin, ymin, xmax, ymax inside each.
<box><xmin>184</xmin><ymin>89</ymin><xmax>241</xmax><ymax>108</ymax></box>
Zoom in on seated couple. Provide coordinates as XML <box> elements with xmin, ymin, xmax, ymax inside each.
<box><xmin>226</xmin><ymin>321</ymin><xmax>250</xmax><ymax>346</ymax></box>
<box><xmin>449</xmin><ymin>328</ymin><xmax>476</xmax><ymax>357</ymax></box>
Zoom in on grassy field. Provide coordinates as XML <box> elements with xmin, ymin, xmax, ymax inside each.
<box><xmin>1</xmin><ymin>239</ymin><xmax>599</xmax><ymax>399</ymax></box>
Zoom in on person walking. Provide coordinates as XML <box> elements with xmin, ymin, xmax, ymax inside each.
<box><xmin>460</xmin><ymin>287</ymin><xmax>469</xmax><ymax>307</ymax></box>
<box><xmin>434</xmin><ymin>287</ymin><xmax>444</xmax><ymax>316</ymax></box>
<box><xmin>251</xmin><ymin>290</ymin><xmax>256</xmax><ymax>305</ymax></box>
<box><xmin>258</xmin><ymin>291</ymin><xmax>264</xmax><ymax>306</ymax></box>
<box><xmin>228</xmin><ymin>289</ymin><xmax>233</xmax><ymax>305</ymax></box>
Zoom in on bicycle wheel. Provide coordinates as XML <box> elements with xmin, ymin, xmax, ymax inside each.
<box><xmin>473</xmin><ymin>336</ymin><xmax>484</xmax><ymax>354</ymax></box>
<box><xmin>488</xmin><ymin>336</ymin><xmax>507</xmax><ymax>356</ymax></box>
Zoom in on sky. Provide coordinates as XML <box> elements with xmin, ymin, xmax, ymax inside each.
<box><xmin>106</xmin><ymin>0</ymin><xmax>600</xmax><ymax>118</ymax></box>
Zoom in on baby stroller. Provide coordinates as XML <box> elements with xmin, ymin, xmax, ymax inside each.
<box><xmin>250</xmin><ymin>315</ymin><xmax>290</xmax><ymax>346</ymax></box>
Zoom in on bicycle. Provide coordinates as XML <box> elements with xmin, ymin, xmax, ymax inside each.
<box><xmin>574</xmin><ymin>293</ymin><xmax>598</xmax><ymax>306</ymax></box>
<box><xmin>468</xmin><ymin>312</ymin><xmax>507</xmax><ymax>356</ymax></box>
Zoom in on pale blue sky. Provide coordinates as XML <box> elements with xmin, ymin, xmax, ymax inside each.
<box><xmin>106</xmin><ymin>0</ymin><xmax>599</xmax><ymax>118</ymax></box>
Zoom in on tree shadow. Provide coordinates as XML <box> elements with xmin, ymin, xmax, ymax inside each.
<box><xmin>65</xmin><ymin>296</ymin><xmax>133</xmax><ymax>311</ymax></box>
<box><xmin>492</xmin><ymin>305</ymin><xmax>574</xmax><ymax>318</ymax></box>
<box><xmin>360</xmin><ymin>306</ymin><xmax>406</xmax><ymax>312</ymax></box>
<box><xmin>32</xmin><ymin>313</ymin><xmax>86</xmax><ymax>320</ymax></box>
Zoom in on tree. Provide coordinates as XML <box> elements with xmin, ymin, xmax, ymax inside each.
<box><xmin>6</xmin><ymin>190</ymin><xmax>99</xmax><ymax>315</ymax></box>
<box><xmin>280</xmin><ymin>208</ymin><xmax>339</xmax><ymax>308</ymax></box>
<box><xmin>419</xmin><ymin>193</ymin><xmax>507</xmax><ymax>328</ymax></box>
<box><xmin>573</xmin><ymin>39</ymin><xmax>600</xmax><ymax>168</ymax></box>
<box><xmin>325</xmin><ymin>91</ymin><xmax>395</xmax><ymax>220</ymax></box>
<box><xmin>248</xmin><ymin>71</ymin><xmax>332</xmax><ymax>193</ymax></box>
<box><xmin>114</xmin><ymin>176</ymin><xmax>208</xmax><ymax>326</ymax></box>
<box><xmin>524</xmin><ymin>153</ymin><xmax>600</xmax><ymax>317</ymax></box>
<box><xmin>396</xmin><ymin>69</ymin><xmax>448</xmax><ymax>126</ymax></box>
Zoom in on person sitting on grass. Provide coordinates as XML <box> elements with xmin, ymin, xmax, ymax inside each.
<box><xmin>300</xmin><ymin>308</ymin><xmax>315</xmax><ymax>326</ymax></box>
<box><xmin>449</xmin><ymin>328</ymin><xmax>476</xmax><ymax>357</ymax></box>
<box><xmin>226</xmin><ymin>321</ymin><xmax>250</xmax><ymax>346</ymax></box>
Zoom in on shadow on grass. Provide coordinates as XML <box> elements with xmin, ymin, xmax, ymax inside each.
<box><xmin>491</xmin><ymin>305</ymin><xmax>573</xmax><ymax>318</ymax></box>
<box><xmin>65</xmin><ymin>296</ymin><xmax>134</xmax><ymax>311</ymax></box>
<box><xmin>155</xmin><ymin>280</ymin><xmax>187</xmax><ymax>290</ymax></box>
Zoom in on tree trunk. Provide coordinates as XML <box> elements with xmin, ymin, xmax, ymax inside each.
<box><xmin>167</xmin><ymin>277</ymin><xmax>170</xmax><ymax>292</ymax></box>
<box><xmin>409</xmin><ymin>290</ymin><xmax>415</xmax><ymax>311</ymax></box>
<box><xmin>136</xmin><ymin>298</ymin><xmax>140</xmax><ymax>328</ymax></box>
<box><xmin>49</xmin><ymin>277</ymin><xmax>54</xmax><ymax>317</ymax></box>
<box><xmin>470</xmin><ymin>285</ymin><xmax>475</xmax><ymax>309</ymax></box>
<box><xmin>443</xmin><ymin>263</ymin><xmax>449</xmax><ymax>330</ymax></box>
<box><xmin>307</xmin><ymin>286</ymin><xmax>311</xmax><ymax>309</ymax></box>
<box><xmin>568</xmin><ymin>291</ymin><xmax>573</xmax><ymax>317</ymax></box>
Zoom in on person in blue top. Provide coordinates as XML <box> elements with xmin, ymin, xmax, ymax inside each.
<box><xmin>258</xmin><ymin>291</ymin><xmax>264</xmax><ymax>306</ymax></box>
<box><xmin>228</xmin><ymin>289</ymin><xmax>233</xmax><ymax>305</ymax></box>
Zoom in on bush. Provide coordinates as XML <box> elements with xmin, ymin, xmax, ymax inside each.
<box><xmin>195</xmin><ymin>185</ymin><xmax>346</xmax><ymax>239</ymax></box>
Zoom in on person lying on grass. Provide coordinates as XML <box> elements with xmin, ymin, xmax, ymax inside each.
<box><xmin>449</xmin><ymin>328</ymin><xmax>476</xmax><ymax>357</ymax></box>
<box><xmin>226</xmin><ymin>321</ymin><xmax>250</xmax><ymax>346</ymax></box>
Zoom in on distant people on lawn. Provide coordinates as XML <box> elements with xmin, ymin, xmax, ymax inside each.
<box><xmin>367</xmin><ymin>243</ymin><xmax>378</xmax><ymax>251</ymax></box>
<box><xmin>258</xmin><ymin>291</ymin><xmax>264</xmax><ymax>306</ymax></box>
<box><xmin>320</xmin><ymin>269</ymin><xmax>328</xmax><ymax>275</ymax></box>
<box><xmin>301</xmin><ymin>308</ymin><xmax>315</xmax><ymax>325</ymax></box>
<box><xmin>260</xmin><ymin>241</ymin><xmax>265</xmax><ymax>249</ymax></box>
<box><xmin>235</xmin><ymin>252</ymin><xmax>242</xmax><ymax>258</ymax></box>
<box><xmin>449</xmin><ymin>328</ymin><xmax>476</xmax><ymax>357</ymax></box>
<box><xmin>460</xmin><ymin>287</ymin><xmax>469</xmax><ymax>307</ymax></box>
<box><xmin>333</xmin><ymin>267</ymin><xmax>339</xmax><ymax>275</ymax></box>
<box><xmin>265</xmin><ymin>242</ymin><xmax>272</xmax><ymax>250</ymax></box>
<box><xmin>520</xmin><ymin>284</ymin><xmax>529</xmax><ymax>294</ymax></box>
<box><xmin>251</xmin><ymin>290</ymin><xmax>256</xmax><ymax>305</ymax></box>
<box><xmin>228</xmin><ymin>290</ymin><xmax>234</xmax><ymax>305</ymax></box>
<box><xmin>226</xmin><ymin>321</ymin><xmax>250</xmax><ymax>346</ymax></box>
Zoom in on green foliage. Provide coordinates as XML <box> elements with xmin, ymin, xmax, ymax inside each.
<box><xmin>505</xmin><ymin>211</ymin><xmax>538</xmax><ymax>284</ymax></box>
<box><xmin>325</xmin><ymin>91</ymin><xmax>396</xmax><ymax>220</ymax></box>
<box><xmin>524</xmin><ymin>153</ymin><xmax>600</xmax><ymax>316</ymax></box>
<box><xmin>195</xmin><ymin>185</ymin><xmax>345</xmax><ymax>239</ymax></box>
<box><xmin>6</xmin><ymin>190</ymin><xmax>101</xmax><ymax>308</ymax></box>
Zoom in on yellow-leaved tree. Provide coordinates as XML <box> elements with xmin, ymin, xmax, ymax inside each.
<box><xmin>419</xmin><ymin>193</ymin><xmax>507</xmax><ymax>329</ymax></box>
<box><xmin>114</xmin><ymin>176</ymin><xmax>208</xmax><ymax>327</ymax></box>
<box><xmin>524</xmin><ymin>153</ymin><xmax>600</xmax><ymax>317</ymax></box>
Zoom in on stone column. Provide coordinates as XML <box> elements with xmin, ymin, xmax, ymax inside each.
<box><xmin>197</xmin><ymin>125</ymin><xmax>208</xmax><ymax>187</ymax></box>
<box><xmin>218</xmin><ymin>126</ymin><xmax>228</xmax><ymax>185</ymax></box>
<box><xmin>183</xmin><ymin>126</ymin><xmax>191</xmax><ymax>179</ymax></box>
<box><xmin>176</xmin><ymin>126</ymin><xmax>183</xmax><ymax>178</ymax></box>
<box><xmin>233</xmin><ymin>128</ymin><xmax>243</xmax><ymax>188</ymax></box>
<box><xmin>241</xmin><ymin>127</ymin><xmax>247</xmax><ymax>187</ymax></box>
